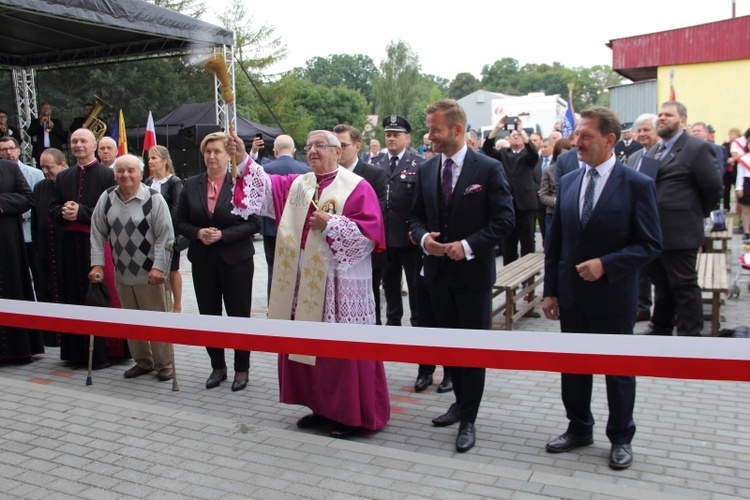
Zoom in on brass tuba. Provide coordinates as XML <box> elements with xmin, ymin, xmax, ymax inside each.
<box><xmin>83</xmin><ymin>96</ymin><xmax>110</xmax><ymax>140</ymax></box>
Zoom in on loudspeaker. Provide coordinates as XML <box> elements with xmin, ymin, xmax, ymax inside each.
<box><xmin>179</xmin><ymin>124</ymin><xmax>222</xmax><ymax>145</ymax></box>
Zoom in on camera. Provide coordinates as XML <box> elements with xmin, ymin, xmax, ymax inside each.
<box><xmin>504</xmin><ymin>116</ymin><xmax>518</xmax><ymax>131</ymax></box>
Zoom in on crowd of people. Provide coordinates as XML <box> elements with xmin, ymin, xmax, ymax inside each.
<box><xmin>1</xmin><ymin>96</ymin><xmax>747</xmax><ymax>470</ymax></box>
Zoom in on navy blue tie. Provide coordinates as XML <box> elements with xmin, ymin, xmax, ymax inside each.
<box><xmin>581</xmin><ymin>169</ymin><xmax>599</xmax><ymax>225</ymax></box>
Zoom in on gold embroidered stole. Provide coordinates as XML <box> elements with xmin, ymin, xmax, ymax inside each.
<box><xmin>268</xmin><ymin>167</ymin><xmax>362</xmax><ymax>326</ymax></box>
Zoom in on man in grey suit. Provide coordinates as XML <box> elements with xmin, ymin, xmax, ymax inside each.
<box><xmin>644</xmin><ymin>101</ymin><xmax>722</xmax><ymax>336</ymax></box>
<box><xmin>260</xmin><ymin>135</ymin><xmax>311</xmax><ymax>298</ymax></box>
<box><xmin>625</xmin><ymin>113</ymin><xmax>661</xmax><ymax>322</ymax></box>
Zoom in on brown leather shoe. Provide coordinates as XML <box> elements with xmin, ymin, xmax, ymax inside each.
<box><xmin>157</xmin><ymin>368</ymin><xmax>174</xmax><ymax>381</ymax></box>
<box><xmin>124</xmin><ymin>365</ymin><xmax>153</xmax><ymax>378</ymax></box>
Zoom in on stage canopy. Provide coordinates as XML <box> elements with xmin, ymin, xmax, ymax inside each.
<box><xmin>0</xmin><ymin>0</ymin><xmax>233</xmax><ymax>70</ymax></box>
<box><xmin>1</xmin><ymin>0</ymin><xmax>236</xmax><ymax>164</ymax></box>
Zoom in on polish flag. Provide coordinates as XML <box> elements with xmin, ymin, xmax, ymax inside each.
<box><xmin>142</xmin><ymin>111</ymin><xmax>156</xmax><ymax>152</ymax></box>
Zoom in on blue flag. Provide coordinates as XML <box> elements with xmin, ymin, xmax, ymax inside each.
<box><xmin>110</xmin><ymin>109</ymin><xmax>120</xmax><ymax>141</ymax></box>
<box><xmin>562</xmin><ymin>99</ymin><xmax>575</xmax><ymax>137</ymax></box>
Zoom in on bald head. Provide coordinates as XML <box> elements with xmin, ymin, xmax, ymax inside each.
<box><xmin>273</xmin><ymin>134</ymin><xmax>295</xmax><ymax>157</ymax></box>
<box><xmin>70</xmin><ymin>128</ymin><xmax>97</xmax><ymax>164</ymax></box>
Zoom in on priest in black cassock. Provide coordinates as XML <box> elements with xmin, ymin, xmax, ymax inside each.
<box><xmin>50</xmin><ymin>129</ymin><xmax>128</xmax><ymax>368</ymax></box>
<box><xmin>0</xmin><ymin>159</ymin><xmax>43</xmax><ymax>362</ymax></box>
<box><xmin>32</xmin><ymin>148</ymin><xmax>68</xmax><ymax>346</ymax></box>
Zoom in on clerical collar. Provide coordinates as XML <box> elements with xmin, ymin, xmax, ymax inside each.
<box><xmin>77</xmin><ymin>158</ymin><xmax>98</xmax><ymax>169</ymax></box>
<box><xmin>315</xmin><ymin>170</ymin><xmax>338</xmax><ymax>183</ymax></box>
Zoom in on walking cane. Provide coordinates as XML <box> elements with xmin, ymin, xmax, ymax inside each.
<box><xmin>86</xmin><ymin>334</ymin><xmax>94</xmax><ymax>386</ymax></box>
<box><xmin>164</xmin><ymin>252</ymin><xmax>179</xmax><ymax>392</ymax></box>
<box><xmin>85</xmin><ymin>272</ymin><xmax>111</xmax><ymax>386</ymax></box>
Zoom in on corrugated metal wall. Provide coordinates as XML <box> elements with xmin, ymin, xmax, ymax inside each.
<box><xmin>609</xmin><ymin>80</ymin><xmax>658</xmax><ymax>123</ymax></box>
<box><xmin>611</xmin><ymin>15</ymin><xmax>750</xmax><ymax>80</ymax></box>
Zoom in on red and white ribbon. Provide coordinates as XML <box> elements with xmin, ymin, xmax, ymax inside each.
<box><xmin>2</xmin><ymin>299</ymin><xmax>749</xmax><ymax>382</ymax></box>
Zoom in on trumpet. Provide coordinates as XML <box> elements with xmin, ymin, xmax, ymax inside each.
<box><xmin>44</xmin><ymin>116</ymin><xmax>53</xmax><ymax>132</ymax></box>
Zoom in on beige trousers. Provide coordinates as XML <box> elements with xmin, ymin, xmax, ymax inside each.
<box><xmin>115</xmin><ymin>282</ymin><xmax>173</xmax><ymax>371</ymax></box>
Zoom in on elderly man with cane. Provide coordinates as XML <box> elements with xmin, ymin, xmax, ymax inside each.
<box><xmin>89</xmin><ymin>154</ymin><xmax>176</xmax><ymax>386</ymax></box>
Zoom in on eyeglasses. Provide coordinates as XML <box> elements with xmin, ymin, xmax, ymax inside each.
<box><xmin>0</xmin><ymin>147</ymin><xmax>18</xmax><ymax>153</ymax></box>
<box><xmin>339</xmin><ymin>142</ymin><xmax>351</xmax><ymax>149</ymax></box>
<box><xmin>304</xmin><ymin>142</ymin><xmax>337</xmax><ymax>153</ymax></box>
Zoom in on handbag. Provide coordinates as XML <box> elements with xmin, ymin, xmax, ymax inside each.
<box><xmin>710</xmin><ymin>208</ymin><xmax>727</xmax><ymax>232</ymax></box>
<box><xmin>85</xmin><ymin>282</ymin><xmax>111</xmax><ymax>308</ymax></box>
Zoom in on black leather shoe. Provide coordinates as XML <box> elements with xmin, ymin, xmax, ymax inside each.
<box><xmin>231</xmin><ymin>371</ymin><xmax>248</xmax><ymax>392</ymax></box>
<box><xmin>642</xmin><ymin>323</ymin><xmax>672</xmax><ymax>336</ymax></box>
<box><xmin>609</xmin><ymin>444</ymin><xmax>633</xmax><ymax>470</ymax></box>
<box><xmin>205</xmin><ymin>368</ymin><xmax>227</xmax><ymax>389</ymax></box>
<box><xmin>432</xmin><ymin>403</ymin><xmax>461</xmax><ymax>427</ymax></box>
<box><xmin>330</xmin><ymin>424</ymin><xmax>358</xmax><ymax>439</ymax></box>
<box><xmin>545</xmin><ymin>432</ymin><xmax>594</xmax><ymax>453</ymax></box>
<box><xmin>414</xmin><ymin>373</ymin><xmax>433</xmax><ymax>392</ymax></box>
<box><xmin>455</xmin><ymin>422</ymin><xmax>476</xmax><ymax>453</ymax></box>
<box><xmin>437</xmin><ymin>377</ymin><xmax>453</xmax><ymax>393</ymax></box>
<box><xmin>296</xmin><ymin>413</ymin><xmax>329</xmax><ymax>428</ymax></box>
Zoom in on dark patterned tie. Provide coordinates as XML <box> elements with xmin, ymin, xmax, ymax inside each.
<box><xmin>442</xmin><ymin>158</ymin><xmax>454</xmax><ymax>206</ymax></box>
<box><xmin>653</xmin><ymin>143</ymin><xmax>665</xmax><ymax>161</ymax></box>
<box><xmin>581</xmin><ymin>168</ymin><xmax>599</xmax><ymax>225</ymax></box>
<box><xmin>389</xmin><ymin>156</ymin><xmax>398</xmax><ymax>175</ymax></box>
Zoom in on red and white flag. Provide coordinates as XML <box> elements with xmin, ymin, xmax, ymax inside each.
<box><xmin>142</xmin><ymin>111</ymin><xmax>156</xmax><ymax>152</ymax></box>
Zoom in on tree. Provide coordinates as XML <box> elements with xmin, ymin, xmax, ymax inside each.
<box><xmin>217</xmin><ymin>0</ymin><xmax>287</xmax><ymax>76</ymax></box>
<box><xmin>448</xmin><ymin>72</ymin><xmax>481</xmax><ymax>99</ymax></box>
<box><xmin>244</xmin><ymin>76</ymin><xmax>369</xmax><ymax>147</ymax></box>
<box><xmin>373</xmin><ymin>41</ymin><xmax>423</xmax><ymax>118</ymax></box>
<box><xmin>481</xmin><ymin>57</ymin><xmax>520</xmax><ymax>93</ymax></box>
<box><xmin>302</xmin><ymin>54</ymin><xmax>378</xmax><ymax>111</ymax></box>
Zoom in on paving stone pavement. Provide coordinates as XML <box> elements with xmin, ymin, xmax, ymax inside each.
<box><xmin>2</xmin><ymin>234</ymin><xmax>750</xmax><ymax>499</ymax></box>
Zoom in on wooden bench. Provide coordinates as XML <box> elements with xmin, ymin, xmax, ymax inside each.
<box><xmin>491</xmin><ymin>252</ymin><xmax>545</xmax><ymax>330</ymax></box>
<box><xmin>696</xmin><ymin>252</ymin><xmax>728</xmax><ymax>335</ymax></box>
<box><xmin>704</xmin><ymin>216</ymin><xmax>734</xmax><ymax>253</ymax></box>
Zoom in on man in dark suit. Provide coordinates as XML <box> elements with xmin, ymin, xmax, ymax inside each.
<box><xmin>542</xmin><ymin>106</ymin><xmax>662</xmax><ymax>470</ymax></box>
<box><xmin>410</xmin><ymin>99</ymin><xmax>514</xmax><ymax>453</ymax></box>
<box><xmin>625</xmin><ymin>113</ymin><xmax>660</xmax><ymax>322</ymax></box>
<box><xmin>371</xmin><ymin>116</ymin><xmax>423</xmax><ymax>329</ymax></box>
<box><xmin>334</xmin><ymin>124</ymin><xmax>388</xmax><ymax>324</ymax></box>
<box><xmin>27</xmin><ymin>103</ymin><xmax>67</xmax><ymax>166</ymax></box>
<box><xmin>555</xmin><ymin>146</ymin><xmax>581</xmax><ymax>186</ymax></box>
<box><xmin>644</xmin><ymin>101</ymin><xmax>722</xmax><ymax>337</ymax></box>
<box><xmin>482</xmin><ymin>116</ymin><xmax>539</xmax><ymax>266</ymax></box>
<box><xmin>691</xmin><ymin>122</ymin><xmax>725</xmax><ymax>176</ymax></box>
<box><xmin>614</xmin><ymin>122</ymin><xmax>641</xmax><ymax>162</ymax></box>
<box><xmin>259</xmin><ymin>134</ymin><xmax>310</xmax><ymax>299</ymax></box>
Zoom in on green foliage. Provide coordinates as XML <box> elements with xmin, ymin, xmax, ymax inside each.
<box><xmin>34</xmin><ymin>58</ymin><xmax>213</xmax><ymax>130</ymax></box>
<box><xmin>373</xmin><ymin>41</ymin><xmax>424</xmax><ymax>118</ymax></box>
<box><xmin>479</xmin><ymin>58</ymin><xmax>624</xmax><ymax>111</ymax></box>
<box><xmin>244</xmin><ymin>76</ymin><xmax>369</xmax><ymax>147</ymax></box>
<box><xmin>448</xmin><ymin>72</ymin><xmax>481</xmax><ymax>99</ymax></box>
<box><xmin>217</xmin><ymin>0</ymin><xmax>287</xmax><ymax>78</ymax></box>
<box><xmin>301</xmin><ymin>54</ymin><xmax>378</xmax><ymax>112</ymax></box>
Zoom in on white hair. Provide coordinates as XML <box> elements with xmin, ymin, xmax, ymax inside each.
<box><xmin>634</xmin><ymin>113</ymin><xmax>657</xmax><ymax>128</ymax></box>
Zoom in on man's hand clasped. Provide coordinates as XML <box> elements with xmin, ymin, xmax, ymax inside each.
<box><xmin>424</xmin><ymin>232</ymin><xmax>465</xmax><ymax>261</ymax></box>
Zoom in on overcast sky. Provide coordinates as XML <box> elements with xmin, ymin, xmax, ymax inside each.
<box><xmin>208</xmin><ymin>0</ymin><xmax>748</xmax><ymax>81</ymax></box>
